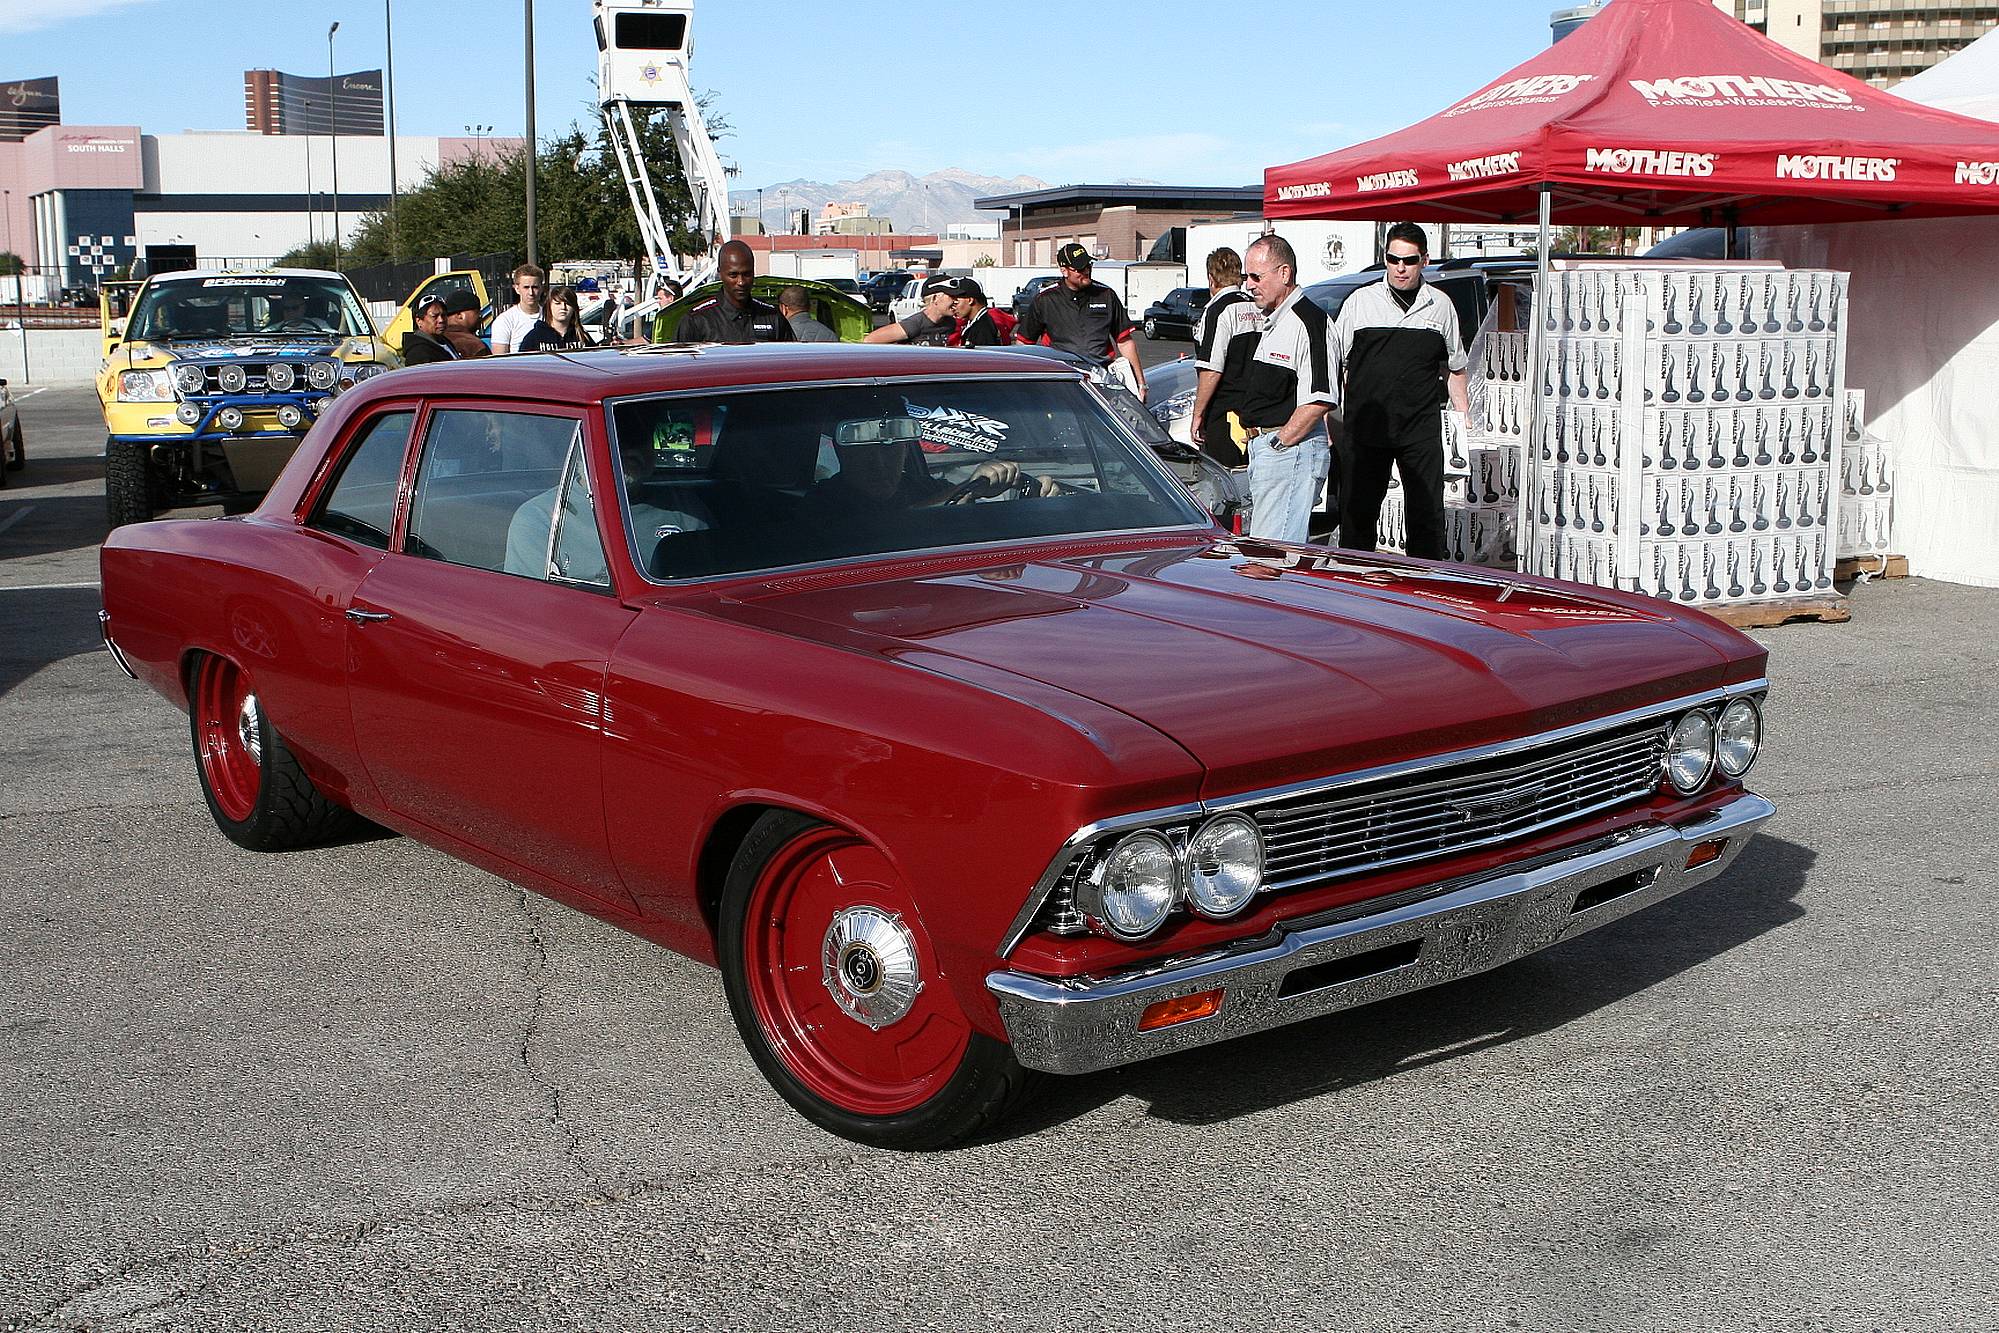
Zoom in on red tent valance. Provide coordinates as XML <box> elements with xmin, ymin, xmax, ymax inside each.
<box><xmin>1265</xmin><ymin>0</ymin><xmax>1999</xmax><ymax>226</ymax></box>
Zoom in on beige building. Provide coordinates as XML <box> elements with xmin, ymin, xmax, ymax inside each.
<box><xmin>1717</xmin><ymin>1</ymin><xmax>1997</xmax><ymax>86</ymax></box>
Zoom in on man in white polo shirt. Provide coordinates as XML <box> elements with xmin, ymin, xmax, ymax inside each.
<box><xmin>1329</xmin><ymin>222</ymin><xmax>1469</xmax><ymax>559</ymax></box>
<box><xmin>1234</xmin><ymin>233</ymin><xmax>1336</xmax><ymax>543</ymax></box>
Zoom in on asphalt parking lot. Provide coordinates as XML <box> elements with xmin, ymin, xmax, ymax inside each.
<box><xmin>2</xmin><ymin>383</ymin><xmax>1995</xmax><ymax>1330</ymax></box>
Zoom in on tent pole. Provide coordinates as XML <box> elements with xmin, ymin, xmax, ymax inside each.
<box><xmin>1522</xmin><ymin>184</ymin><xmax>1552</xmax><ymax>576</ymax></box>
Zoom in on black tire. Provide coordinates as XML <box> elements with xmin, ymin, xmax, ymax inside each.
<box><xmin>1142</xmin><ymin>316</ymin><xmax>1159</xmax><ymax>340</ymax></box>
<box><xmin>105</xmin><ymin>438</ymin><xmax>155</xmax><ymax>527</ymax></box>
<box><xmin>5</xmin><ymin>421</ymin><xmax>21</xmax><ymax>471</ymax></box>
<box><xmin>717</xmin><ymin>809</ymin><xmax>1038</xmax><ymax>1149</ymax></box>
<box><xmin>189</xmin><ymin>652</ymin><xmax>360</xmax><ymax>852</ymax></box>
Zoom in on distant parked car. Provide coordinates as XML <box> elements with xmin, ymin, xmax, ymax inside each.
<box><xmin>888</xmin><ymin>275</ymin><xmax>927</xmax><ymax>324</ymax></box>
<box><xmin>1010</xmin><ymin>274</ymin><xmax>1064</xmax><ymax>324</ymax></box>
<box><xmin>858</xmin><ymin>270</ymin><xmax>919</xmax><ymax>313</ymax></box>
<box><xmin>822</xmin><ymin>277</ymin><xmax>865</xmax><ymax>302</ymax></box>
<box><xmin>0</xmin><ymin>377</ymin><xmax>22</xmax><ymax>484</ymax></box>
<box><xmin>1140</xmin><ymin>287</ymin><xmax>1210</xmax><ymax>341</ymax></box>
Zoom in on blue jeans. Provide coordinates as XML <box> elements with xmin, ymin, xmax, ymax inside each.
<box><xmin>1246</xmin><ymin>428</ymin><xmax>1330</xmax><ymax>544</ymax></box>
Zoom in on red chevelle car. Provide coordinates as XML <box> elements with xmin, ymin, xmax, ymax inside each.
<box><xmin>100</xmin><ymin>344</ymin><xmax>1773</xmax><ymax>1148</ymax></box>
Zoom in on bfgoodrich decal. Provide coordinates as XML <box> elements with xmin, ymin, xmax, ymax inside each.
<box><xmin>1775</xmin><ymin>155</ymin><xmax>1897</xmax><ymax>181</ymax></box>
<box><xmin>1584</xmin><ymin>148</ymin><xmax>1716</xmax><ymax>177</ymax></box>
<box><xmin>1357</xmin><ymin>170</ymin><xmax>1419</xmax><ymax>192</ymax></box>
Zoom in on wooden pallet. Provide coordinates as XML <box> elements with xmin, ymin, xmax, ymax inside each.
<box><xmin>1704</xmin><ymin>592</ymin><xmax>1851</xmax><ymax>629</ymax></box>
<box><xmin>1834</xmin><ymin>553</ymin><xmax>1908</xmax><ymax>581</ymax></box>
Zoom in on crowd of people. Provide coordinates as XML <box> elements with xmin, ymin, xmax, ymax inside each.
<box><xmin>394</xmin><ymin>224</ymin><xmax>1465</xmax><ymax>556</ymax></box>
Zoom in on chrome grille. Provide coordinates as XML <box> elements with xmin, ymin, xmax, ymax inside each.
<box><xmin>1252</xmin><ymin>722</ymin><xmax>1668</xmax><ymax>890</ymax></box>
<box><xmin>1038</xmin><ymin>718</ymin><xmax>1669</xmax><ymax>935</ymax></box>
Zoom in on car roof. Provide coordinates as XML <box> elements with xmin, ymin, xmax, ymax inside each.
<box><xmin>339</xmin><ymin>343</ymin><xmax>1083</xmax><ymax>409</ymax></box>
<box><xmin>147</xmin><ymin>267</ymin><xmax>344</xmax><ymax>285</ymax></box>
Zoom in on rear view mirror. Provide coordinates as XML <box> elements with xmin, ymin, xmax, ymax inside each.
<box><xmin>836</xmin><ymin>417</ymin><xmax>922</xmax><ymax>446</ymax></box>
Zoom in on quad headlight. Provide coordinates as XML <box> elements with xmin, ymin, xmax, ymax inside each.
<box><xmin>265</xmin><ymin>361</ymin><xmax>296</xmax><ymax>392</ymax></box>
<box><xmin>117</xmin><ymin>369</ymin><xmax>175</xmax><ymax>402</ymax></box>
<box><xmin>175</xmin><ymin>402</ymin><xmax>202</xmax><ymax>425</ymax></box>
<box><xmin>341</xmin><ymin>361</ymin><xmax>388</xmax><ymax>386</ymax></box>
<box><xmin>1185</xmin><ymin>815</ymin><xmax>1264</xmax><ymax>918</ymax></box>
<box><xmin>275</xmin><ymin>404</ymin><xmax>304</xmax><ymax>429</ymax></box>
<box><xmin>171</xmin><ymin>364</ymin><xmax>206</xmax><ymax>395</ymax></box>
<box><xmin>1663</xmin><ymin>709</ymin><xmax>1717</xmax><ymax>794</ymax></box>
<box><xmin>305</xmin><ymin>360</ymin><xmax>338</xmax><ymax>390</ymax></box>
<box><xmin>1715</xmin><ymin>696</ymin><xmax>1763</xmax><ymax>778</ymax></box>
<box><xmin>216</xmin><ymin>363</ymin><xmax>248</xmax><ymax>394</ymax></box>
<box><xmin>215</xmin><ymin>407</ymin><xmax>245</xmax><ymax>431</ymax></box>
<box><xmin>1076</xmin><ymin>832</ymin><xmax>1179</xmax><ymax>941</ymax></box>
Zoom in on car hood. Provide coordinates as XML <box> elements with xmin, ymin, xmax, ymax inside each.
<box><xmin>117</xmin><ymin>336</ymin><xmax>378</xmax><ymax>370</ymax></box>
<box><xmin>712</xmin><ymin>540</ymin><xmax>1745</xmax><ymax>794</ymax></box>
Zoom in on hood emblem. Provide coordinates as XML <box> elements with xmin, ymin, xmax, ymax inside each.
<box><xmin>1450</xmin><ymin>784</ymin><xmax>1543</xmax><ymax>823</ymax></box>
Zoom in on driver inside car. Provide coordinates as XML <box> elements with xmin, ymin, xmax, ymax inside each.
<box><xmin>806</xmin><ymin>433</ymin><xmax>1056</xmax><ymax>511</ymax></box>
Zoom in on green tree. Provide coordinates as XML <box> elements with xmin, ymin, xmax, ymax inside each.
<box><xmin>0</xmin><ymin>252</ymin><xmax>23</xmax><ymax>277</ymax></box>
<box><xmin>276</xmin><ymin>239</ymin><xmax>341</xmax><ymax>270</ymax></box>
<box><xmin>341</xmin><ymin>100</ymin><xmax>728</xmax><ymax>268</ymax></box>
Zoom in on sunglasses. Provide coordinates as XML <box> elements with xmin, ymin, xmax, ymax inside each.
<box><xmin>1385</xmin><ymin>253</ymin><xmax>1426</xmax><ymax>267</ymax></box>
<box><xmin>1244</xmin><ymin>266</ymin><xmax>1289</xmax><ymax>282</ymax></box>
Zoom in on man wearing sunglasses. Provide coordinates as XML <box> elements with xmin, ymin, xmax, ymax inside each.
<box><xmin>1235</xmin><ymin>233</ymin><xmax>1336</xmax><ymax>544</ymax></box>
<box><xmin>1328</xmin><ymin>221</ymin><xmax>1469</xmax><ymax>560</ymax></box>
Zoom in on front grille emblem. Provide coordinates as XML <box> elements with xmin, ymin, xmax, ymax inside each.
<box><xmin>1449</xmin><ymin>784</ymin><xmax>1544</xmax><ymax>822</ymax></box>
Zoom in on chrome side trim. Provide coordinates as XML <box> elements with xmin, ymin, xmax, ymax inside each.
<box><xmin>997</xmin><ymin>678</ymin><xmax>1769</xmax><ymax>957</ymax></box>
<box><xmin>987</xmin><ymin>792</ymin><xmax>1775</xmax><ymax>1075</ymax></box>
<box><xmin>98</xmin><ymin>609</ymin><xmax>139</xmax><ymax>680</ymax></box>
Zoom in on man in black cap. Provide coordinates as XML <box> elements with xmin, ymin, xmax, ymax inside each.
<box><xmin>440</xmin><ymin>288</ymin><xmax>491</xmax><ymax>359</ymax></box>
<box><xmin>399</xmin><ymin>292</ymin><xmax>457</xmax><ymax>365</ymax></box>
<box><xmin>1016</xmin><ymin>242</ymin><xmax>1145</xmax><ymax>399</ymax></box>
<box><xmin>676</xmin><ymin>239</ymin><xmax>794</xmax><ymax>344</ymax></box>
<box><xmin>863</xmin><ymin>273</ymin><xmax>958</xmax><ymax>346</ymax></box>
<box><xmin>943</xmin><ymin>277</ymin><xmax>1014</xmax><ymax>347</ymax></box>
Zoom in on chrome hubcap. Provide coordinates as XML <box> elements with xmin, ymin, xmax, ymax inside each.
<box><xmin>821</xmin><ymin>907</ymin><xmax>922</xmax><ymax>1030</ymax></box>
<box><xmin>236</xmin><ymin>693</ymin><xmax>263</xmax><ymax>767</ymax></box>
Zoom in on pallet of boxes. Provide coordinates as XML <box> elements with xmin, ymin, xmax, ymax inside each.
<box><xmin>1381</xmin><ymin>261</ymin><xmax>1875</xmax><ymax>630</ymax></box>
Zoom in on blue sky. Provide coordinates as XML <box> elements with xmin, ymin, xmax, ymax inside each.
<box><xmin>0</xmin><ymin>0</ymin><xmax>1558</xmax><ymax>187</ymax></box>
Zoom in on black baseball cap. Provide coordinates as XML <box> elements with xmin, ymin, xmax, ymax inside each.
<box><xmin>1056</xmin><ymin>242</ymin><xmax>1094</xmax><ymax>271</ymax></box>
<box><xmin>413</xmin><ymin>292</ymin><xmax>446</xmax><ymax>316</ymax></box>
<box><xmin>941</xmin><ymin>276</ymin><xmax>986</xmax><ymax>302</ymax></box>
<box><xmin>442</xmin><ymin>289</ymin><xmax>482</xmax><ymax>316</ymax></box>
<box><xmin>921</xmin><ymin>274</ymin><xmax>956</xmax><ymax>297</ymax></box>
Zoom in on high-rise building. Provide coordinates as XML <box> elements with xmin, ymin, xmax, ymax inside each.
<box><xmin>1551</xmin><ymin>4</ymin><xmax>1605</xmax><ymax>41</ymax></box>
<box><xmin>244</xmin><ymin>69</ymin><xmax>385</xmax><ymax>136</ymax></box>
<box><xmin>0</xmin><ymin>77</ymin><xmax>61</xmax><ymax>142</ymax></box>
<box><xmin>1716</xmin><ymin>1</ymin><xmax>1995</xmax><ymax>87</ymax></box>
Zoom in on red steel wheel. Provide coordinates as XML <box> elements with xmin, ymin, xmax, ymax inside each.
<box><xmin>193</xmin><ymin>654</ymin><xmax>263</xmax><ymax>824</ymax></box>
<box><xmin>719</xmin><ymin>811</ymin><xmax>1035</xmax><ymax>1148</ymax></box>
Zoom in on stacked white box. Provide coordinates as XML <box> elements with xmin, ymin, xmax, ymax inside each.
<box><xmin>1837</xmin><ymin>388</ymin><xmax>1895</xmax><ymax>559</ymax></box>
<box><xmin>1519</xmin><ymin>264</ymin><xmax>1849</xmax><ymax>607</ymax></box>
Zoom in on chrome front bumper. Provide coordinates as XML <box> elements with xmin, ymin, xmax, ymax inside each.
<box><xmin>986</xmin><ymin>792</ymin><xmax>1774</xmax><ymax>1076</ymax></box>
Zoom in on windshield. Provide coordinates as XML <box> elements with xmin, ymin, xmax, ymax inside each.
<box><xmin>608</xmin><ymin>377</ymin><xmax>1208</xmax><ymax>581</ymax></box>
<box><xmin>127</xmin><ymin>276</ymin><xmax>372</xmax><ymax>341</ymax></box>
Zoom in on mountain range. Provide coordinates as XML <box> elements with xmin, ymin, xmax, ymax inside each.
<box><xmin>728</xmin><ymin>168</ymin><xmax>1160</xmax><ymax>235</ymax></box>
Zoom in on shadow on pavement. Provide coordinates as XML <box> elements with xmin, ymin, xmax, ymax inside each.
<box><xmin>0</xmin><ymin>583</ymin><xmax>104</xmax><ymax>699</ymax></box>
<box><xmin>1000</xmin><ymin>833</ymin><xmax>1814</xmax><ymax>1138</ymax></box>
<box><xmin>0</xmin><ymin>494</ymin><xmax>109</xmax><ymax>561</ymax></box>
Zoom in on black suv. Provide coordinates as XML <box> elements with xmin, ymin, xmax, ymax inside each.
<box><xmin>1010</xmin><ymin>275</ymin><xmax>1064</xmax><ymax>324</ymax></box>
<box><xmin>1140</xmin><ymin>287</ymin><xmax>1210</xmax><ymax>341</ymax></box>
<box><xmin>858</xmin><ymin>270</ymin><xmax>920</xmax><ymax>313</ymax></box>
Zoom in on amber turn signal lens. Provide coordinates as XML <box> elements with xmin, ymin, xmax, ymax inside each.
<box><xmin>1685</xmin><ymin>838</ymin><xmax>1728</xmax><ymax>870</ymax></box>
<box><xmin>1138</xmin><ymin>989</ymin><xmax>1225</xmax><ymax>1032</ymax></box>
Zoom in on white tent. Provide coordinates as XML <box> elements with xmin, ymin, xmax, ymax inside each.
<box><xmin>1756</xmin><ymin>29</ymin><xmax>1999</xmax><ymax>587</ymax></box>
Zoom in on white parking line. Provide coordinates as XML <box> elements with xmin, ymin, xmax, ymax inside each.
<box><xmin>14</xmin><ymin>386</ymin><xmax>48</xmax><ymax>400</ymax></box>
<box><xmin>0</xmin><ymin>505</ymin><xmax>34</xmax><ymax>536</ymax></box>
<box><xmin>0</xmin><ymin>579</ymin><xmax>100</xmax><ymax>591</ymax></box>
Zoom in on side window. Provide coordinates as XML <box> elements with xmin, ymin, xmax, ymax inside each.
<box><xmin>405</xmin><ymin>408</ymin><xmax>609</xmax><ymax>586</ymax></box>
<box><xmin>310</xmin><ymin>411</ymin><xmax>415</xmax><ymax>549</ymax></box>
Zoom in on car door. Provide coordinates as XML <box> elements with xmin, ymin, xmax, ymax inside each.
<box><xmin>343</xmin><ymin>400</ymin><xmax>640</xmax><ymax>914</ymax></box>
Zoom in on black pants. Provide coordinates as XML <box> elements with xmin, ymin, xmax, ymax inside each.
<box><xmin>1337</xmin><ymin>433</ymin><xmax>1446</xmax><ymax>560</ymax></box>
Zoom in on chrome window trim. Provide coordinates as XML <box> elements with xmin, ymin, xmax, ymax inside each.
<box><xmin>997</xmin><ymin>677</ymin><xmax>1769</xmax><ymax>957</ymax></box>
<box><xmin>600</xmin><ymin>373</ymin><xmax>1212</xmax><ymax>588</ymax></box>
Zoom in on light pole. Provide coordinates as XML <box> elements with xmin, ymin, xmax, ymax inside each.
<box><xmin>328</xmin><ymin>21</ymin><xmax>342</xmax><ymax>269</ymax></box>
<box><xmin>2</xmin><ymin>189</ymin><xmax>26</xmax><ymax>383</ymax></box>
<box><xmin>523</xmin><ymin>0</ymin><xmax>537</xmax><ymax>268</ymax></box>
<box><xmin>384</xmin><ymin>0</ymin><xmax>399</xmax><ymax>260</ymax></box>
<box><xmin>304</xmin><ymin>97</ymin><xmax>316</xmax><ymax>249</ymax></box>
<box><xmin>464</xmin><ymin>124</ymin><xmax>492</xmax><ymax>166</ymax></box>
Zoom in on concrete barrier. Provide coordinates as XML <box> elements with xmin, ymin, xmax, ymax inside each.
<box><xmin>0</xmin><ymin>329</ymin><xmax>107</xmax><ymax>386</ymax></box>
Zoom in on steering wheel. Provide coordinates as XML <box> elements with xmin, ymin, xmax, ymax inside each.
<box><xmin>271</xmin><ymin>318</ymin><xmax>330</xmax><ymax>333</ymax></box>
<box><xmin>942</xmin><ymin>470</ymin><xmax>1044</xmax><ymax>505</ymax></box>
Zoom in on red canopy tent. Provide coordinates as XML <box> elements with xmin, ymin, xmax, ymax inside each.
<box><xmin>1264</xmin><ymin>0</ymin><xmax>1999</xmax><ymax>228</ymax></box>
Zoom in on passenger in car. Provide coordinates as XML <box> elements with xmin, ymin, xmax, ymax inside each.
<box><xmin>503</xmin><ymin>434</ymin><xmax>710</xmax><ymax>583</ymax></box>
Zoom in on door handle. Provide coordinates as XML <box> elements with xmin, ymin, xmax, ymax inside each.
<box><xmin>345</xmin><ymin>608</ymin><xmax>393</xmax><ymax>624</ymax></box>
